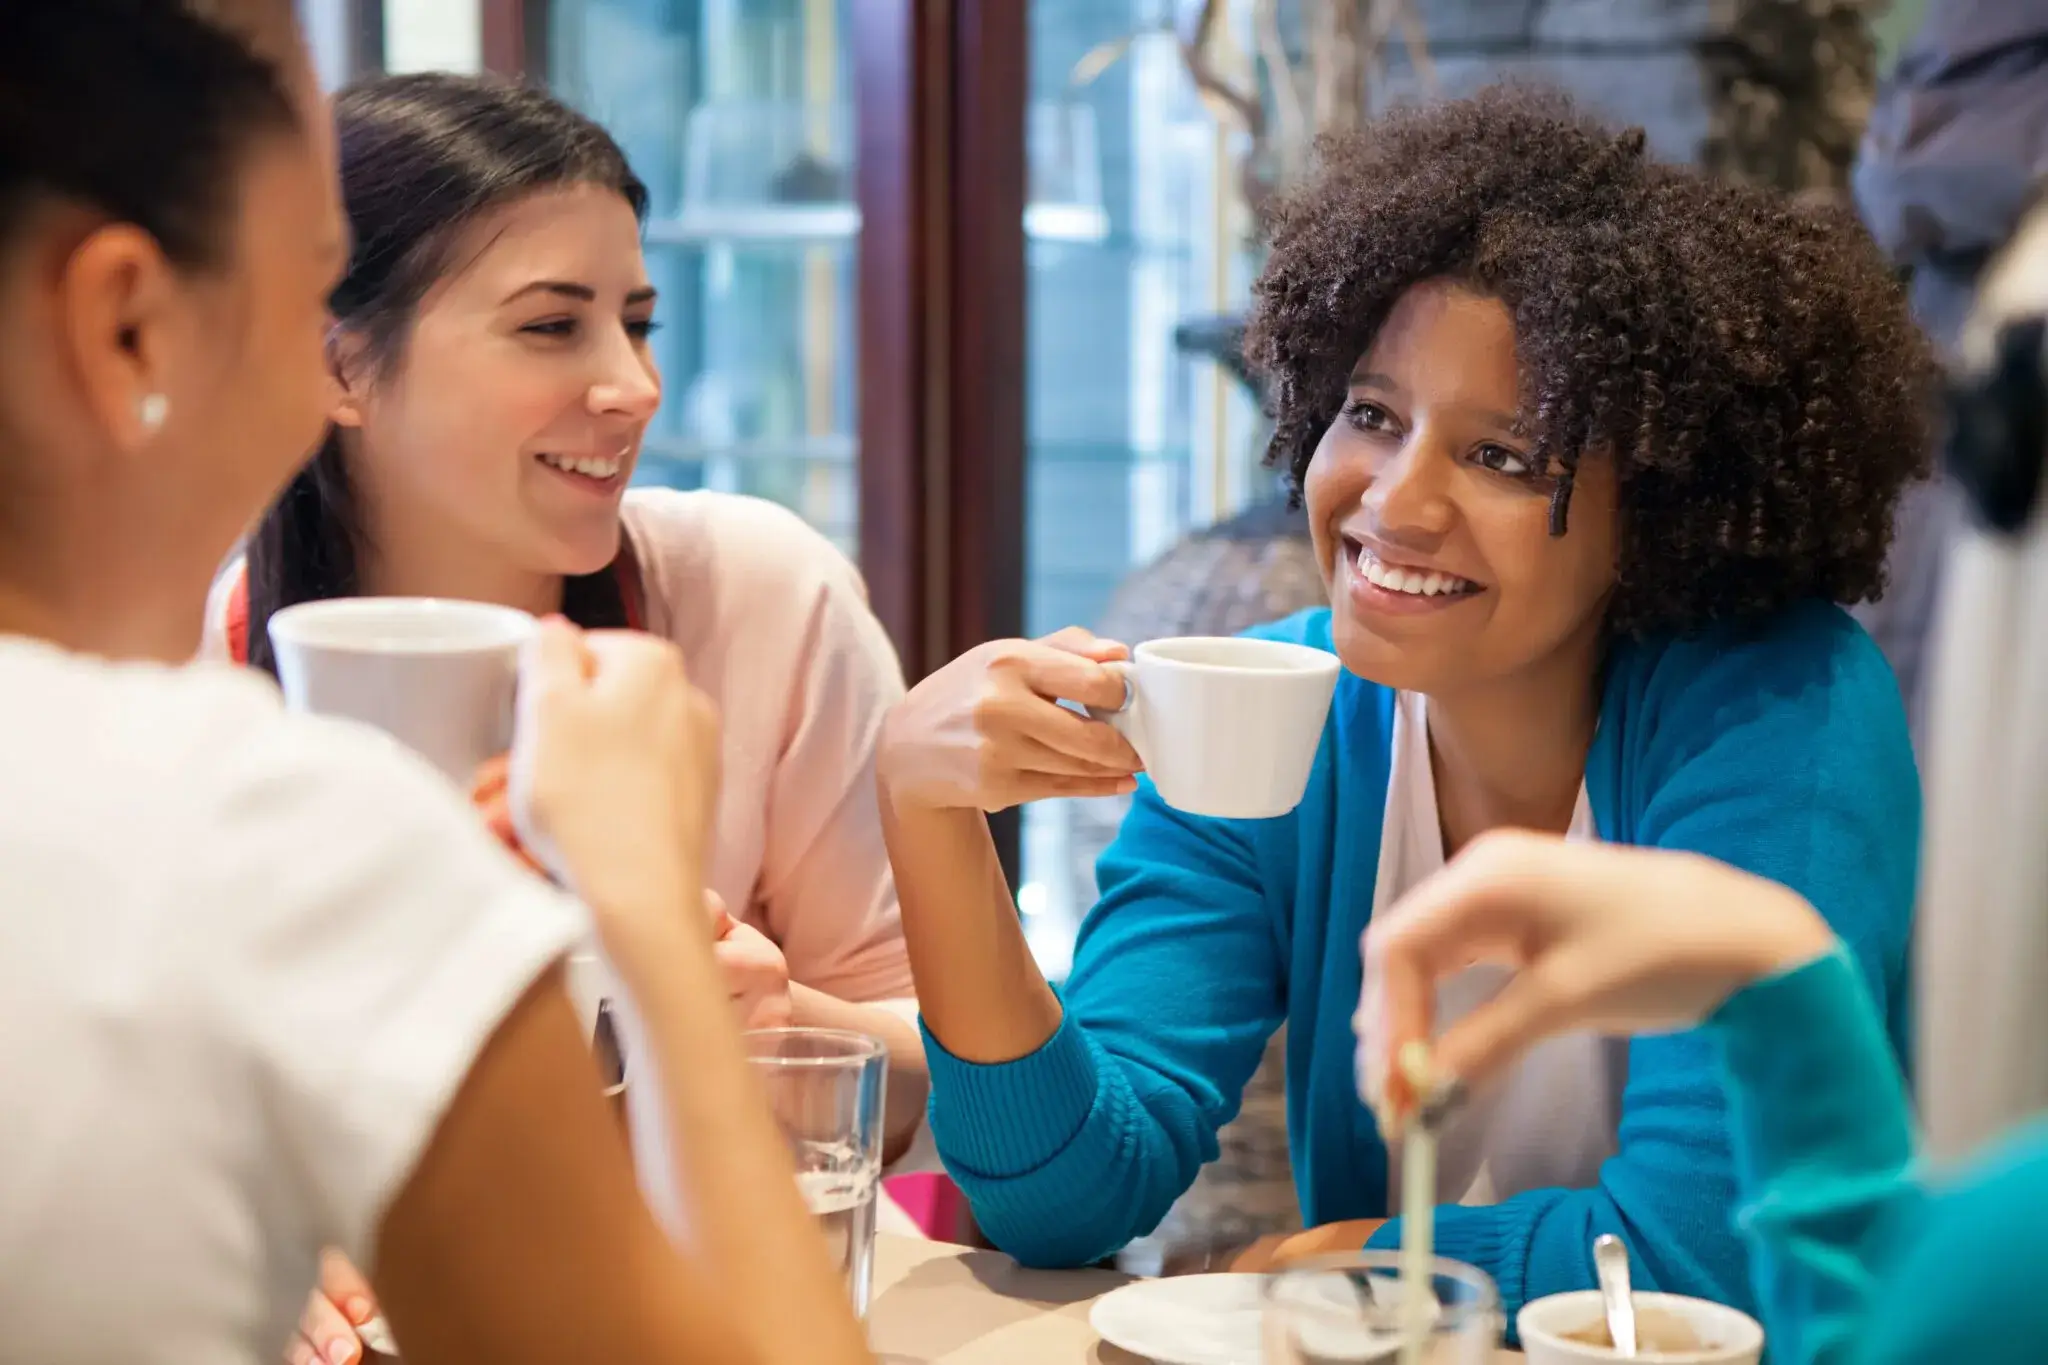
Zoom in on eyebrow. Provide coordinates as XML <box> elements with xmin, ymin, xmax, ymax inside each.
<box><xmin>1351</xmin><ymin>369</ymin><xmax>1526</xmax><ymax>437</ymax></box>
<box><xmin>501</xmin><ymin>281</ymin><xmax>659</xmax><ymax>307</ymax></box>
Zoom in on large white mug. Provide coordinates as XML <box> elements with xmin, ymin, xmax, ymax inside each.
<box><xmin>1091</xmin><ymin>636</ymin><xmax>1342</xmax><ymax>820</ymax></box>
<box><xmin>266</xmin><ymin>597</ymin><xmax>537</xmax><ymax>784</ymax></box>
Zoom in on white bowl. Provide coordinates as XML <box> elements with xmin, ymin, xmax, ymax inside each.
<box><xmin>1518</xmin><ymin>1289</ymin><xmax>1763</xmax><ymax>1365</ymax></box>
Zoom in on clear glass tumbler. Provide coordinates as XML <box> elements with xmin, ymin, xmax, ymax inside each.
<box><xmin>1263</xmin><ymin>1252</ymin><xmax>1503</xmax><ymax>1364</ymax></box>
<box><xmin>743</xmin><ymin>1027</ymin><xmax>888</xmax><ymax>1316</ymax></box>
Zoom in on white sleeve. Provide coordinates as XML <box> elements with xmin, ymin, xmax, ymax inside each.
<box><xmin>188</xmin><ymin>711</ymin><xmax>589</xmax><ymax>1263</ymax></box>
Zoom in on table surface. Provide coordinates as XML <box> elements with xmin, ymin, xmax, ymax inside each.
<box><xmin>867</xmin><ymin>1234</ymin><xmax>1523</xmax><ymax>1364</ymax></box>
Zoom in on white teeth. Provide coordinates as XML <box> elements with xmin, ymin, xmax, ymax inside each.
<box><xmin>540</xmin><ymin>451</ymin><xmax>622</xmax><ymax>479</ymax></box>
<box><xmin>1356</xmin><ymin>548</ymin><xmax>1473</xmax><ymax>597</ymax></box>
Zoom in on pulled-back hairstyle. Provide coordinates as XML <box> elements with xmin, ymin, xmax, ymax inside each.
<box><xmin>243</xmin><ymin>72</ymin><xmax>649</xmax><ymax>674</ymax></box>
<box><xmin>1245</xmin><ymin>85</ymin><xmax>1937</xmax><ymax>636</ymax></box>
<box><xmin>0</xmin><ymin>1</ymin><xmax>298</xmax><ymax>269</ymax></box>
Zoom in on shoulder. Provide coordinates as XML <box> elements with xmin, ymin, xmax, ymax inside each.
<box><xmin>625</xmin><ymin>487</ymin><xmax>868</xmax><ymax>613</ymax></box>
<box><xmin>0</xmin><ymin>643</ymin><xmax>550</xmax><ymax>925</ymax></box>
<box><xmin>1605</xmin><ymin>600</ymin><xmax>1906</xmax><ymax>751</ymax></box>
<box><xmin>624</xmin><ymin>488</ymin><xmax>901</xmax><ymax>699</ymax></box>
<box><xmin>1239</xmin><ymin>605</ymin><xmax>1335</xmax><ymax>651</ymax></box>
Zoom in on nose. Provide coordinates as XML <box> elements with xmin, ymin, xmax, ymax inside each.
<box><xmin>587</xmin><ymin>324</ymin><xmax>661</xmax><ymax>423</ymax></box>
<box><xmin>1361</xmin><ymin>430</ymin><xmax>1455</xmax><ymax>539</ymax></box>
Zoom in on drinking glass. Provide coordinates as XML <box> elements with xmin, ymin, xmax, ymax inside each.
<box><xmin>744</xmin><ymin>1028</ymin><xmax>888</xmax><ymax>1316</ymax></box>
<box><xmin>1264</xmin><ymin>1252</ymin><xmax>1502</xmax><ymax>1364</ymax></box>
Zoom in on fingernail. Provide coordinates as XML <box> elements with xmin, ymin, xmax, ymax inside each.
<box><xmin>325</xmin><ymin>1338</ymin><xmax>358</xmax><ymax>1365</ymax></box>
<box><xmin>344</xmin><ymin>1297</ymin><xmax>372</xmax><ymax>1324</ymax></box>
<box><xmin>1416</xmin><ymin>1077</ymin><xmax>1469</xmax><ymax>1132</ymax></box>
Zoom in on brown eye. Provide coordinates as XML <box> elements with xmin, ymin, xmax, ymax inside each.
<box><xmin>1341</xmin><ymin>399</ymin><xmax>1396</xmax><ymax>434</ymax></box>
<box><xmin>1472</xmin><ymin>443</ymin><xmax>1533</xmax><ymax>476</ymax></box>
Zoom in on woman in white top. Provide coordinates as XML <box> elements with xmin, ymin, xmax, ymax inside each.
<box><xmin>0</xmin><ymin>5</ymin><xmax>869</xmax><ymax>1364</ymax></box>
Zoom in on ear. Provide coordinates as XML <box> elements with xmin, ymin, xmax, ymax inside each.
<box><xmin>57</xmin><ymin>222</ymin><xmax>186</xmax><ymax>452</ymax></box>
<box><xmin>324</xmin><ymin>326</ymin><xmax>373</xmax><ymax>429</ymax></box>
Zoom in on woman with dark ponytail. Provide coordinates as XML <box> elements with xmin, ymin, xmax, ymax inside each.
<box><xmin>0</xmin><ymin>5</ymin><xmax>871</xmax><ymax>1364</ymax></box>
<box><xmin>200</xmin><ymin>72</ymin><xmax>924</xmax><ymax>1362</ymax></box>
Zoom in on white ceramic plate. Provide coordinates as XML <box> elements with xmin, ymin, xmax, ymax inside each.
<box><xmin>1088</xmin><ymin>1273</ymin><xmax>1267</xmax><ymax>1365</ymax></box>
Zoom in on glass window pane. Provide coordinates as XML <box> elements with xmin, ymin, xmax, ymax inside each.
<box><xmin>1020</xmin><ymin>0</ymin><xmax>1268</xmax><ymax>976</ymax></box>
<box><xmin>543</xmin><ymin>0</ymin><xmax>860</xmax><ymax>555</ymax></box>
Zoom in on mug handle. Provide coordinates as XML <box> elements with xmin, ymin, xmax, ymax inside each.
<box><xmin>1081</xmin><ymin>659</ymin><xmax>1145</xmax><ymax>762</ymax></box>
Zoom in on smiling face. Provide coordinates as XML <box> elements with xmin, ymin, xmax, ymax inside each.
<box><xmin>1305</xmin><ymin>279</ymin><xmax>1619</xmax><ymax>695</ymax></box>
<box><xmin>337</xmin><ymin>182</ymin><xmax>659</xmax><ymax>582</ymax></box>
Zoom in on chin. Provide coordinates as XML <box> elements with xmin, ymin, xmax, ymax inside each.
<box><xmin>543</xmin><ymin>526</ymin><xmax>626</xmax><ymax>580</ymax></box>
<box><xmin>1329</xmin><ymin>610</ymin><xmax>1457</xmax><ymax>694</ymax></box>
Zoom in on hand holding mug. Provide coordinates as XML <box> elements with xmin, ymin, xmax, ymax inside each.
<box><xmin>877</xmin><ymin>627</ymin><xmax>1142</xmax><ymax>812</ymax></box>
<box><xmin>510</xmin><ymin>619</ymin><xmax>722</xmax><ymax>953</ymax></box>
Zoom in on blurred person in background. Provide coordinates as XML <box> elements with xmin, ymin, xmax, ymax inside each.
<box><xmin>1848</xmin><ymin>0</ymin><xmax>2048</xmax><ymax>749</ymax></box>
<box><xmin>0</xmin><ymin>5</ymin><xmax>870</xmax><ymax>1363</ymax></box>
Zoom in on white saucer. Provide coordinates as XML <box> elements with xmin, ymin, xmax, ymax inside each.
<box><xmin>1088</xmin><ymin>1274</ymin><xmax>1266</xmax><ymax>1365</ymax></box>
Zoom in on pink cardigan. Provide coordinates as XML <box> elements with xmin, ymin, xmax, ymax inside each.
<box><xmin>206</xmin><ymin>488</ymin><xmax>915</xmax><ymax>1006</ymax></box>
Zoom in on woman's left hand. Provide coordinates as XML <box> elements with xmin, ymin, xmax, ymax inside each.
<box><xmin>705</xmin><ymin>890</ymin><xmax>794</xmax><ymax>1031</ymax></box>
<box><xmin>482</xmin><ymin>750</ymin><xmax>790</xmax><ymax>1028</ymax></box>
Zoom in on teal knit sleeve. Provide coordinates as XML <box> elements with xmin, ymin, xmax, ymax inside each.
<box><xmin>923</xmin><ymin>778</ymin><xmax>1286</xmax><ymax>1267</ymax></box>
<box><xmin>1708</xmin><ymin>948</ymin><xmax>1920</xmax><ymax>1365</ymax></box>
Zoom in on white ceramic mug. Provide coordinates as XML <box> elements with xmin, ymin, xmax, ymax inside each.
<box><xmin>1090</xmin><ymin>636</ymin><xmax>1342</xmax><ymax>820</ymax></box>
<box><xmin>1518</xmin><ymin>1290</ymin><xmax>1763</xmax><ymax>1365</ymax></box>
<box><xmin>267</xmin><ymin>597</ymin><xmax>537</xmax><ymax>784</ymax></box>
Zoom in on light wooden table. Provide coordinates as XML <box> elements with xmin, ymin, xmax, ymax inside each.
<box><xmin>867</xmin><ymin>1234</ymin><xmax>1523</xmax><ymax>1363</ymax></box>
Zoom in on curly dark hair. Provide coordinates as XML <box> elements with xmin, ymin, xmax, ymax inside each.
<box><xmin>1244</xmin><ymin>85</ymin><xmax>1937</xmax><ymax>636</ymax></box>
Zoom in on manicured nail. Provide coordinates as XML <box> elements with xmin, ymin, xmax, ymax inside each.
<box><xmin>325</xmin><ymin>1338</ymin><xmax>358</xmax><ymax>1365</ymax></box>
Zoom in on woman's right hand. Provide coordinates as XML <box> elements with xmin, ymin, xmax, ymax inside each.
<box><xmin>510</xmin><ymin>619</ymin><xmax>721</xmax><ymax>951</ymax></box>
<box><xmin>876</xmin><ymin>627</ymin><xmax>1143</xmax><ymax>812</ymax></box>
<box><xmin>1359</xmin><ymin>831</ymin><xmax>1839</xmax><ymax>1126</ymax></box>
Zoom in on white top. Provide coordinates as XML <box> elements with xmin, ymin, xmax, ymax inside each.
<box><xmin>1374</xmin><ymin>690</ymin><xmax>1625</xmax><ymax>1207</ymax></box>
<box><xmin>0</xmin><ymin>638</ymin><xmax>585</xmax><ymax>1365</ymax></box>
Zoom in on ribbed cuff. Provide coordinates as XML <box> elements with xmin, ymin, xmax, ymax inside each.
<box><xmin>1372</xmin><ymin>1197</ymin><xmax>1545</xmax><ymax>1323</ymax></box>
<box><xmin>1707</xmin><ymin>947</ymin><xmax>1914</xmax><ymax>1190</ymax></box>
<box><xmin>921</xmin><ymin>1009</ymin><xmax>1103</xmax><ymax>1179</ymax></box>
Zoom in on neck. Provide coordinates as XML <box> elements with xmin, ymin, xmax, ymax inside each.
<box><xmin>1424</xmin><ymin>626</ymin><xmax>1605</xmax><ymax>857</ymax></box>
<box><xmin>357</xmin><ymin>539</ymin><xmax>563</xmax><ymax>618</ymax></box>
<box><xmin>350</xmin><ymin>460</ymin><xmax>562</xmax><ymax>618</ymax></box>
<box><xmin>0</xmin><ymin>545</ymin><xmax>212</xmax><ymax>665</ymax></box>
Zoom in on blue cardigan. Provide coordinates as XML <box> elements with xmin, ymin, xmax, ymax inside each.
<box><xmin>923</xmin><ymin>603</ymin><xmax>1918</xmax><ymax>1322</ymax></box>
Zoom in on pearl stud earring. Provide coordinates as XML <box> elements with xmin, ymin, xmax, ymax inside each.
<box><xmin>137</xmin><ymin>393</ymin><xmax>169</xmax><ymax>434</ymax></box>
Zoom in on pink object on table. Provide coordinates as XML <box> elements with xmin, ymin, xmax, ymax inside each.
<box><xmin>886</xmin><ymin>1173</ymin><xmax>968</xmax><ymax>1242</ymax></box>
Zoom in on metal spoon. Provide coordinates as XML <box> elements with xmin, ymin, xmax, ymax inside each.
<box><xmin>1593</xmin><ymin>1234</ymin><xmax>1638</xmax><ymax>1357</ymax></box>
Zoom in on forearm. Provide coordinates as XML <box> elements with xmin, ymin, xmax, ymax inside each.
<box><xmin>789</xmin><ymin>983</ymin><xmax>929</xmax><ymax>1165</ymax></box>
<box><xmin>606</xmin><ymin>915</ymin><xmax>871</xmax><ymax>1365</ymax></box>
<box><xmin>1708</xmin><ymin>948</ymin><xmax>1919</xmax><ymax>1365</ymax></box>
<box><xmin>878</xmin><ymin>792</ymin><xmax>1061</xmax><ymax>1064</ymax></box>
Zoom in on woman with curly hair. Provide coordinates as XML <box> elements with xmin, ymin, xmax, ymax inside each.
<box><xmin>874</xmin><ymin>86</ymin><xmax>1931</xmax><ymax>1322</ymax></box>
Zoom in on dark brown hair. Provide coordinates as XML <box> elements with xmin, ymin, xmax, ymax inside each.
<box><xmin>243</xmin><ymin>72</ymin><xmax>648</xmax><ymax>674</ymax></box>
<box><xmin>1245</xmin><ymin>85</ymin><xmax>1937</xmax><ymax>636</ymax></box>
<box><xmin>0</xmin><ymin>2</ymin><xmax>297</xmax><ymax>266</ymax></box>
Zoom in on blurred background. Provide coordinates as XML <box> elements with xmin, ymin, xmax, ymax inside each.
<box><xmin>295</xmin><ymin>0</ymin><xmax>1936</xmax><ymax>1260</ymax></box>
